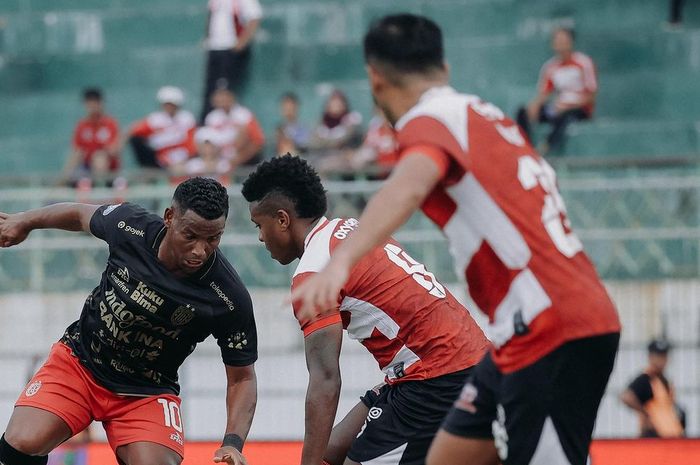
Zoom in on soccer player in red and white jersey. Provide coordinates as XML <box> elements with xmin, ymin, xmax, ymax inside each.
<box><xmin>242</xmin><ymin>155</ymin><xmax>488</xmax><ymax>465</ymax></box>
<box><xmin>291</xmin><ymin>15</ymin><xmax>620</xmax><ymax>465</ymax></box>
<box><xmin>516</xmin><ymin>27</ymin><xmax>598</xmax><ymax>154</ymax></box>
<box><xmin>62</xmin><ymin>87</ymin><xmax>120</xmax><ymax>186</ymax></box>
<box><xmin>128</xmin><ymin>86</ymin><xmax>197</xmax><ymax>170</ymax></box>
<box><xmin>203</xmin><ymin>87</ymin><xmax>265</xmax><ymax>169</ymax></box>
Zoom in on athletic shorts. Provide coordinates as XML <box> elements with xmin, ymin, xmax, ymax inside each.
<box><xmin>15</xmin><ymin>343</ymin><xmax>185</xmax><ymax>458</ymax></box>
<box><xmin>347</xmin><ymin>368</ymin><xmax>472</xmax><ymax>465</ymax></box>
<box><xmin>442</xmin><ymin>333</ymin><xmax>619</xmax><ymax>465</ymax></box>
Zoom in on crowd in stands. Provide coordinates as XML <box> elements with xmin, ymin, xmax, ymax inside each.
<box><xmin>62</xmin><ymin>83</ymin><xmax>400</xmax><ymax>189</ymax></box>
<box><xmin>61</xmin><ymin>1</ymin><xmax>601</xmax><ymax>189</ymax></box>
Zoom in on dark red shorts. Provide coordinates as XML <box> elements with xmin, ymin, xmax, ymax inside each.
<box><xmin>16</xmin><ymin>343</ymin><xmax>185</xmax><ymax>458</ymax></box>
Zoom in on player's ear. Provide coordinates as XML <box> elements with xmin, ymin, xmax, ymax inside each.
<box><xmin>164</xmin><ymin>207</ymin><xmax>174</xmax><ymax>227</ymax></box>
<box><xmin>276</xmin><ymin>209</ymin><xmax>291</xmax><ymax>231</ymax></box>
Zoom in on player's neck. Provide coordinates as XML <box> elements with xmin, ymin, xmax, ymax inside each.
<box><xmin>296</xmin><ymin>217</ymin><xmax>323</xmax><ymax>258</ymax></box>
<box><xmin>390</xmin><ymin>79</ymin><xmax>449</xmax><ymax>123</ymax></box>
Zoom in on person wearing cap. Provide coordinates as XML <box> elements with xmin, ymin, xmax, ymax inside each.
<box><xmin>128</xmin><ymin>86</ymin><xmax>197</xmax><ymax>170</ymax></box>
<box><xmin>620</xmin><ymin>338</ymin><xmax>686</xmax><ymax>438</ymax></box>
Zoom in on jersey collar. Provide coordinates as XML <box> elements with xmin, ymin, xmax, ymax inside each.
<box><xmin>395</xmin><ymin>85</ymin><xmax>457</xmax><ymax>130</ymax></box>
<box><xmin>304</xmin><ymin>216</ymin><xmax>329</xmax><ymax>250</ymax></box>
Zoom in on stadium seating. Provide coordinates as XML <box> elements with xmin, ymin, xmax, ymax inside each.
<box><xmin>1</xmin><ymin>0</ymin><xmax>699</xmax><ymax>174</ymax></box>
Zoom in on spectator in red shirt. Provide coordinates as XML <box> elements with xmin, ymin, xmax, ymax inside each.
<box><xmin>62</xmin><ymin>88</ymin><xmax>120</xmax><ymax>186</ymax></box>
<box><xmin>128</xmin><ymin>86</ymin><xmax>197</xmax><ymax>171</ymax></box>
<box><xmin>516</xmin><ymin>27</ymin><xmax>598</xmax><ymax>155</ymax></box>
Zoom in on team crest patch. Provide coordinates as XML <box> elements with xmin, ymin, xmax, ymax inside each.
<box><xmin>25</xmin><ymin>381</ymin><xmax>42</xmax><ymax>397</ymax></box>
<box><xmin>171</xmin><ymin>305</ymin><xmax>195</xmax><ymax>326</ymax></box>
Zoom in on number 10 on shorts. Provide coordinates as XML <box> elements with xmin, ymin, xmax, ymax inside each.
<box><xmin>157</xmin><ymin>398</ymin><xmax>183</xmax><ymax>432</ymax></box>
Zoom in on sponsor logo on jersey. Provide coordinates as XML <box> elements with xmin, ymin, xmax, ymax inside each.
<box><xmin>117</xmin><ymin>266</ymin><xmax>130</xmax><ymax>282</ymax></box>
<box><xmin>25</xmin><ymin>381</ymin><xmax>42</xmax><ymax>397</ymax></box>
<box><xmin>170</xmin><ymin>432</ymin><xmax>184</xmax><ymax>446</ymax></box>
<box><xmin>333</xmin><ymin>218</ymin><xmax>359</xmax><ymax>240</ymax></box>
<box><xmin>117</xmin><ymin>221</ymin><xmax>145</xmax><ymax>237</ymax></box>
<box><xmin>171</xmin><ymin>305</ymin><xmax>195</xmax><ymax>326</ymax></box>
<box><xmin>210</xmin><ymin>282</ymin><xmax>235</xmax><ymax>311</ymax></box>
<box><xmin>103</xmin><ymin>204</ymin><xmax>122</xmax><ymax>216</ymax></box>
<box><xmin>368</xmin><ymin>406</ymin><xmax>383</xmax><ymax>420</ymax></box>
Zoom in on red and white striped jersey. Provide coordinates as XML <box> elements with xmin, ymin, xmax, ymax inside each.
<box><xmin>204</xmin><ymin>104</ymin><xmax>265</xmax><ymax>159</ymax></box>
<box><xmin>395</xmin><ymin>86</ymin><xmax>620</xmax><ymax>373</ymax></box>
<box><xmin>291</xmin><ymin>217</ymin><xmax>488</xmax><ymax>384</ymax></box>
<box><xmin>538</xmin><ymin>51</ymin><xmax>598</xmax><ymax>115</ymax></box>
<box><xmin>131</xmin><ymin>110</ymin><xmax>196</xmax><ymax>166</ymax></box>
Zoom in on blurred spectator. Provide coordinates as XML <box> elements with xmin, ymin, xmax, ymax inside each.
<box><xmin>170</xmin><ymin>127</ymin><xmax>232</xmax><ymax>185</ymax></box>
<box><xmin>128</xmin><ymin>86</ymin><xmax>196</xmax><ymax>171</ymax></box>
<box><xmin>620</xmin><ymin>339</ymin><xmax>686</xmax><ymax>438</ymax></box>
<box><xmin>516</xmin><ymin>27</ymin><xmax>597</xmax><ymax>155</ymax></box>
<box><xmin>309</xmin><ymin>89</ymin><xmax>363</xmax><ymax>155</ymax></box>
<box><xmin>357</xmin><ymin>107</ymin><xmax>399</xmax><ymax>178</ymax></box>
<box><xmin>62</xmin><ymin>88</ymin><xmax>120</xmax><ymax>186</ymax></box>
<box><xmin>275</xmin><ymin>92</ymin><xmax>310</xmax><ymax>155</ymax></box>
<box><xmin>670</xmin><ymin>0</ymin><xmax>685</xmax><ymax>25</ymax></box>
<box><xmin>200</xmin><ymin>0</ymin><xmax>263</xmax><ymax>122</ymax></box>
<box><xmin>203</xmin><ymin>86</ymin><xmax>265</xmax><ymax>170</ymax></box>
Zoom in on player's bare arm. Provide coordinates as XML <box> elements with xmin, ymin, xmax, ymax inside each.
<box><xmin>0</xmin><ymin>203</ymin><xmax>99</xmax><ymax>247</ymax></box>
<box><xmin>213</xmin><ymin>364</ymin><xmax>257</xmax><ymax>465</ymax></box>
<box><xmin>290</xmin><ymin>152</ymin><xmax>443</xmax><ymax>315</ymax></box>
<box><xmin>301</xmin><ymin>323</ymin><xmax>343</xmax><ymax>465</ymax></box>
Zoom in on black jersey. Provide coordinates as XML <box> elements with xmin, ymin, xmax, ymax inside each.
<box><xmin>60</xmin><ymin>203</ymin><xmax>257</xmax><ymax>396</ymax></box>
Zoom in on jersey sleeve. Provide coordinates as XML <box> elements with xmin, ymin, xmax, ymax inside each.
<box><xmin>396</xmin><ymin>116</ymin><xmax>464</xmax><ymax>181</ymax></box>
<box><xmin>211</xmin><ymin>285</ymin><xmax>259</xmax><ymax>367</ymax></box>
<box><xmin>89</xmin><ymin>203</ymin><xmax>147</xmax><ymax>244</ymax></box>
<box><xmin>398</xmin><ymin>144</ymin><xmax>451</xmax><ymax>180</ymax></box>
<box><xmin>628</xmin><ymin>374</ymin><xmax>653</xmax><ymax>404</ymax></box>
<box><xmin>291</xmin><ymin>272</ymin><xmax>342</xmax><ymax>337</ymax></box>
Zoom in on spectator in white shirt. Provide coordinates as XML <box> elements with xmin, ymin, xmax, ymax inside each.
<box><xmin>200</xmin><ymin>0</ymin><xmax>263</xmax><ymax>122</ymax></box>
<box><xmin>203</xmin><ymin>86</ymin><xmax>266</xmax><ymax>170</ymax></box>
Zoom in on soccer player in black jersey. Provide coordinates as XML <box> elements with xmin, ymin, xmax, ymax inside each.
<box><xmin>0</xmin><ymin>178</ymin><xmax>257</xmax><ymax>465</ymax></box>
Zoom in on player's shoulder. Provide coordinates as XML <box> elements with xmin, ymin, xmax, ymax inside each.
<box><xmin>396</xmin><ymin>86</ymin><xmax>479</xmax><ymax>132</ymax></box>
<box><xmin>572</xmin><ymin>51</ymin><xmax>594</xmax><ymax>65</ymax></box>
<box><xmin>147</xmin><ymin>111</ymin><xmax>171</xmax><ymax>128</ymax></box>
<box><xmin>293</xmin><ymin>217</ymin><xmax>350</xmax><ymax>278</ymax></box>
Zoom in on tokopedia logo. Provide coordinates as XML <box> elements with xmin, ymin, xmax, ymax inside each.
<box><xmin>117</xmin><ymin>221</ymin><xmax>145</xmax><ymax>237</ymax></box>
<box><xmin>210</xmin><ymin>282</ymin><xmax>235</xmax><ymax>311</ymax></box>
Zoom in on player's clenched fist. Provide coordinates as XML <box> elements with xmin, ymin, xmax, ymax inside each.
<box><xmin>213</xmin><ymin>446</ymin><xmax>248</xmax><ymax>465</ymax></box>
<box><xmin>0</xmin><ymin>212</ymin><xmax>31</xmax><ymax>248</ymax></box>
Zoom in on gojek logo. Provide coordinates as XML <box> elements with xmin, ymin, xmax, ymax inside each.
<box><xmin>117</xmin><ymin>221</ymin><xmax>145</xmax><ymax>237</ymax></box>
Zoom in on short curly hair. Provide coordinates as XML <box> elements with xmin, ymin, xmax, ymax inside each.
<box><xmin>173</xmin><ymin>177</ymin><xmax>229</xmax><ymax>219</ymax></box>
<box><xmin>241</xmin><ymin>154</ymin><xmax>327</xmax><ymax>219</ymax></box>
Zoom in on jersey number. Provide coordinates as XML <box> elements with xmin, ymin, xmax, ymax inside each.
<box><xmin>157</xmin><ymin>398</ymin><xmax>183</xmax><ymax>432</ymax></box>
<box><xmin>517</xmin><ymin>156</ymin><xmax>583</xmax><ymax>258</ymax></box>
<box><xmin>384</xmin><ymin>243</ymin><xmax>447</xmax><ymax>298</ymax></box>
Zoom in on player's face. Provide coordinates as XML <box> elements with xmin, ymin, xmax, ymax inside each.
<box><xmin>649</xmin><ymin>352</ymin><xmax>669</xmax><ymax>373</ymax></box>
<box><xmin>163</xmin><ymin>207</ymin><xmax>226</xmax><ymax>274</ymax></box>
<box><xmin>249</xmin><ymin>202</ymin><xmax>297</xmax><ymax>265</ymax></box>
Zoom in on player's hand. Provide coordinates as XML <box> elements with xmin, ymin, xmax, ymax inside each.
<box><xmin>289</xmin><ymin>257</ymin><xmax>350</xmax><ymax>320</ymax></box>
<box><xmin>0</xmin><ymin>212</ymin><xmax>31</xmax><ymax>248</ymax></box>
<box><xmin>213</xmin><ymin>446</ymin><xmax>248</xmax><ymax>465</ymax></box>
